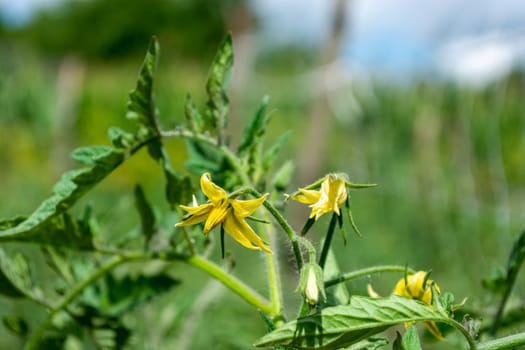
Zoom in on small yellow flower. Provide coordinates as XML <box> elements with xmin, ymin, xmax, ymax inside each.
<box><xmin>393</xmin><ymin>271</ymin><xmax>444</xmax><ymax>340</ymax></box>
<box><xmin>176</xmin><ymin>173</ymin><xmax>272</xmax><ymax>254</ymax></box>
<box><xmin>290</xmin><ymin>174</ymin><xmax>347</xmax><ymax>220</ymax></box>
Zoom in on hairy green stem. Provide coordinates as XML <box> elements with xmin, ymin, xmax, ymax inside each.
<box><xmin>259</xmin><ymin>193</ymin><xmax>304</xmax><ymax>270</ymax></box>
<box><xmin>319</xmin><ymin>214</ymin><xmax>338</xmax><ymax>268</ymax></box>
<box><xmin>235</xmin><ymin>187</ymin><xmax>304</xmax><ymax>270</ymax></box>
<box><xmin>446</xmin><ymin>318</ymin><xmax>478</xmax><ymax>350</ymax></box>
<box><xmin>478</xmin><ymin>332</ymin><xmax>525</xmax><ymax>350</ymax></box>
<box><xmin>324</xmin><ymin>265</ymin><xmax>416</xmax><ymax>288</ymax></box>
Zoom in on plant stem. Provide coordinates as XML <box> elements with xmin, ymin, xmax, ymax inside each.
<box><xmin>259</xmin><ymin>192</ymin><xmax>304</xmax><ymax>270</ymax></box>
<box><xmin>324</xmin><ymin>265</ymin><xmax>416</xmax><ymax>288</ymax></box>
<box><xmin>446</xmin><ymin>318</ymin><xmax>478</xmax><ymax>350</ymax></box>
<box><xmin>187</xmin><ymin>255</ymin><xmax>272</xmax><ymax>315</ymax></box>
<box><xmin>478</xmin><ymin>332</ymin><xmax>525</xmax><ymax>350</ymax></box>
<box><xmin>319</xmin><ymin>214</ymin><xmax>337</xmax><ymax>268</ymax></box>
<box><xmin>235</xmin><ymin>187</ymin><xmax>304</xmax><ymax>271</ymax></box>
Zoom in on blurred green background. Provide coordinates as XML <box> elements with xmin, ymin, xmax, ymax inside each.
<box><xmin>1</xmin><ymin>0</ymin><xmax>524</xmax><ymax>349</ymax></box>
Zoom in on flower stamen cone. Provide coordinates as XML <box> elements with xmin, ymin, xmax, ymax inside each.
<box><xmin>176</xmin><ymin>173</ymin><xmax>272</xmax><ymax>254</ymax></box>
<box><xmin>289</xmin><ymin>174</ymin><xmax>348</xmax><ymax>220</ymax></box>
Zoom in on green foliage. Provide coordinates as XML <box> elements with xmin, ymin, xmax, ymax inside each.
<box><xmin>205</xmin><ymin>32</ymin><xmax>234</xmax><ymax>140</ymax></box>
<box><xmin>127</xmin><ymin>37</ymin><xmax>160</xmax><ymax>139</ymax></box>
<box><xmin>0</xmin><ymin>146</ymin><xmax>123</xmax><ymax>248</ymax></box>
<box><xmin>0</xmin><ymin>249</ymin><xmax>36</xmax><ymax>298</ymax></box>
<box><xmin>133</xmin><ymin>184</ymin><xmax>156</xmax><ymax>247</ymax></box>
<box><xmin>254</xmin><ymin>296</ymin><xmax>445</xmax><ymax>350</ymax></box>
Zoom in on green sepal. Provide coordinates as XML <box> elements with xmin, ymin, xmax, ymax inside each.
<box><xmin>301</xmin><ymin>217</ymin><xmax>316</xmax><ymax>236</ymax></box>
<box><xmin>345</xmin><ymin>198</ymin><xmax>363</xmax><ymax>237</ymax></box>
<box><xmin>296</xmin><ymin>262</ymin><xmax>326</xmax><ymax>306</ymax></box>
<box><xmin>401</xmin><ymin>326</ymin><xmax>422</xmax><ymax>350</ymax></box>
<box><xmin>220</xmin><ymin>224</ymin><xmax>226</xmax><ymax>259</ymax></box>
<box><xmin>337</xmin><ymin>210</ymin><xmax>347</xmax><ymax>245</ymax></box>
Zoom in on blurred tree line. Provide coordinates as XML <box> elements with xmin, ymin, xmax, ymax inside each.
<box><xmin>0</xmin><ymin>0</ymin><xmax>243</xmax><ymax>60</ymax></box>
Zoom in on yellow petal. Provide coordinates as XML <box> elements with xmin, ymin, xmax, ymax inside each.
<box><xmin>331</xmin><ymin>178</ymin><xmax>348</xmax><ymax>211</ymax></box>
<box><xmin>175</xmin><ymin>213</ymin><xmax>208</xmax><ymax>227</ymax></box>
<box><xmin>230</xmin><ymin>193</ymin><xmax>268</xmax><ymax>218</ymax></box>
<box><xmin>203</xmin><ymin>201</ymin><xmax>230</xmax><ymax>233</ymax></box>
<box><xmin>321</xmin><ymin>176</ymin><xmax>347</xmax><ymax>216</ymax></box>
<box><xmin>223</xmin><ymin>215</ymin><xmax>260</xmax><ymax>251</ymax></box>
<box><xmin>179</xmin><ymin>202</ymin><xmax>213</xmax><ymax>216</ymax></box>
<box><xmin>200</xmin><ymin>173</ymin><xmax>227</xmax><ymax>203</ymax></box>
<box><xmin>224</xmin><ymin>214</ymin><xmax>273</xmax><ymax>254</ymax></box>
<box><xmin>291</xmin><ymin>189</ymin><xmax>321</xmax><ymax>205</ymax></box>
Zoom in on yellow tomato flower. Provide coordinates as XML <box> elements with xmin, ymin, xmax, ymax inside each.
<box><xmin>290</xmin><ymin>174</ymin><xmax>348</xmax><ymax>220</ymax></box>
<box><xmin>176</xmin><ymin>173</ymin><xmax>272</xmax><ymax>254</ymax></box>
<box><xmin>393</xmin><ymin>271</ymin><xmax>444</xmax><ymax>340</ymax></box>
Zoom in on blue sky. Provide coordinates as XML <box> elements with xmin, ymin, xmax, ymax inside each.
<box><xmin>2</xmin><ymin>0</ymin><xmax>525</xmax><ymax>83</ymax></box>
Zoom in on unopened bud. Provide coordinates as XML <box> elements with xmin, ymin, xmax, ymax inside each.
<box><xmin>305</xmin><ymin>268</ymin><xmax>319</xmax><ymax>305</ymax></box>
<box><xmin>296</xmin><ymin>263</ymin><xmax>326</xmax><ymax>307</ymax></box>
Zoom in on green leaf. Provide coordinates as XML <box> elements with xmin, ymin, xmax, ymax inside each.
<box><xmin>348</xmin><ymin>337</ymin><xmax>389</xmax><ymax>350</ymax></box>
<box><xmin>147</xmin><ymin>138</ymin><xmax>192</xmax><ymax>206</ymax></box>
<box><xmin>134</xmin><ymin>184</ymin><xmax>156</xmax><ymax>246</ymax></box>
<box><xmin>0</xmin><ymin>249</ymin><xmax>35</xmax><ymax>298</ymax></box>
<box><xmin>108</xmin><ymin>127</ymin><xmax>136</xmax><ymax>149</ymax></box>
<box><xmin>238</xmin><ymin>95</ymin><xmax>270</xmax><ymax>156</ymax></box>
<box><xmin>0</xmin><ymin>146</ymin><xmax>123</xmax><ymax>247</ymax></box>
<box><xmin>185</xmin><ymin>94</ymin><xmax>205</xmax><ymax>133</ymax></box>
<box><xmin>103</xmin><ymin>273</ymin><xmax>180</xmax><ymax>316</ymax></box>
<box><xmin>42</xmin><ymin>247</ymin><xmax>76</xmax><ymax>286</ymax></box>
<box><xmin>127</xmin><ymin>36</ymin><xmax>160</xmax><ymax>138</ymax></box>
<box><xmin>254</xmin><ymin>296</ymin><xmax>448</xmax><ymax>350</ymax></box>
<box><xmin>2</xmin><ymin>315</ymin><xmax>28</xmax><ymax>337</ymax></box>
<box><xmin>324</xmin><ymin>249</ymin><xmax>350</xmax><ymax>307</ymax></box>
<box><xmin>71</xmin><ymin>145</ymin><xmax>116</xmax><ymax>165</ymax></box>
<box><xmin>262</xmin><ymin>131</ymin><xmax>292</xmax><ymax>171</ymax></box>
<box><xmin>206</xmin><ymin>32</ymin><xmax>233</xmax><ymax>137</ymax></box>
<box><xmin>401</xmin><ymin>326</ymin><xmax>421</xmax><ymax>350</ymax></box>
<box><xmin>237</xmin><ymin>96</ymin><xmax>273</xmax><ymax>184</ymax></box>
